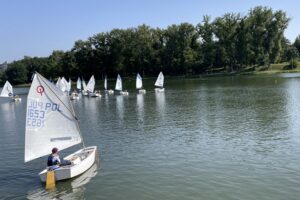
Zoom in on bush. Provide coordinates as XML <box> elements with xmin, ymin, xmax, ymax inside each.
<box><xmin>284</xmin><ymin>59</ymin><xmax>300</xmax><ymax>69</ymax></box>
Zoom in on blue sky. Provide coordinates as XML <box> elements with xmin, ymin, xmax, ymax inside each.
<box><xmin>1</xmin><ymin>0</ymin><xmax>299</xmax><ymax>63</ymax></box>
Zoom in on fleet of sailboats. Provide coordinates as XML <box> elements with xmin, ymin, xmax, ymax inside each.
<box><xmin>25</xmin><ymin>72</ymin><xmax>98</xmax><ymax>182</ymax></box>
<box><xmin>0</xmin><ymin>72</ymin><xmax>168</xmax><ymax>186</ymax></box>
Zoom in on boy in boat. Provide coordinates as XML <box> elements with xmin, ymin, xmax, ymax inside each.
<box><xmin>47</xmin><ymin>147</ymin><xmax>71</xmax><ymax>170</ymax></box>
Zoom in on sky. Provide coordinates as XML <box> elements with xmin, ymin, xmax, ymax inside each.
<box><xmin>0</xmin><ymin>0</ymin><xmax>299</xmax><ymax>63</ymax></box>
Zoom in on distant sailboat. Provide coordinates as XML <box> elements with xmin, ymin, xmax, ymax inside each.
<box><xmin>87</xmin><ymin>75</ymin><xmax>101</xmax><ymax>97</ymax></box>
<box><xmin>154</xmin><ymin>72</ymin><xmax>165</xmax><ymax>92</ymax></box>
<box><xmin>82</xmin><ymin>78</ymin><xmax>88</xmax><ymax>96</ymax></box>
<box><xmin>25</xmin><ymin>72</ymin><xmax>98</xmax><ymax>182</ymax></box>
<box><xmin>104</xmin><ymin>76</ymin><xmax>114</xmax><ymax>94</ymax></box>
<box><xmin>77</xmin><ymin>77</ymin><xmax>81</xmax><ymax>91</ymax></box>
<box><xmin>0</xmin><ymin>80</ymin><xmax>21</xmax><ymax>101</ymax></box>
<box><xmin>136</xmin><ymin>73</ymin><xmax>146</xmax><ymax>94</ymax></box>
<box><xmin>115</xmin><ymin>74</ymin><xmax>128</xmax><ymax>96</ymax></box>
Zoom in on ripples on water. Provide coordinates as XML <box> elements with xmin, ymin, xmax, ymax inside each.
<box><xmin>1</xmin><ymin>75</ymin><xmax>300</xmax><ymax>199</ymax></box>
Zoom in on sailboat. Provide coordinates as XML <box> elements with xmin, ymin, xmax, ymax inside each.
<box><xmin>25</xmin><ymin>72</ymin><xmax>98</xmax><ymax>182</ymax></box>
<box><xmin>81</xmin><ymin>78</ymin><xmax>88</xmax><ymax>96</ymax></box>
<box><xmin>71</xmin><ymin>77</ymin><xmax>81</xmax><ymax>100</ymax></box>
<box><xmin>86</xmin><ymin>75</ymin><xmax>101</xmax><ymax>97</ymax></box>
<box><xmin>136</xmin><ymin>73</ymin><xmax>146</xmax><ymax>94</ymax></box>
<box><xmin>0</xmin><ymin>80</ymin><xmax>21</xmax><ymax>101</ymax></box>
<box><xmin>154</xmin><ymin>72</ymin><xmax>165</xmax><ymax>92</ymax></box>
<box><xmin>115</xmin><ymin>74</ymin><xmax>128</xmax><ymax>95</ymax></box>
<box><xmin>104</xmin><ymin>76</ymin><xmax>114</xmax><ymax>94</ymax></box>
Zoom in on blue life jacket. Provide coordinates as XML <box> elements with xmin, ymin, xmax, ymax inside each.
<box><xmin>47</xmin><ymin>155</ymin><xmax>59</xmax><ymax>166</ymax></box>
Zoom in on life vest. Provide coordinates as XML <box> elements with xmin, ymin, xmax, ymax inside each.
<box><xmin>47</xmin><ymin>155</ymin><xmax>59</xmax><ymax>166</ymax></box>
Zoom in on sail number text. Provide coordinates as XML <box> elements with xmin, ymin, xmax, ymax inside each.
<box><xmin>27</xmin><ymin>101</ymin><xmax>62</xmax><ymax>128</ymax></box>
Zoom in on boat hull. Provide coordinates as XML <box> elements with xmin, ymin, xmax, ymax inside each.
<box><xmin>39</xmin><ymin>146</ymin><xmax>98</xmax><ymax>182</ymax></box>
<box><xmin>138</xmin><ymin>89</ymin><xmax>146</xmax><ymax>94</ymax></box>
<box><xmin>155</xmin><ymin>88</ymin><xmax>165</xmax><ymax>92</ymax></box>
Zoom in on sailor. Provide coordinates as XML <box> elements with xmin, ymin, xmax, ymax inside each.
<box><xmin>47</xmin><ymin>147</ymin><xmax>71</xmax><ymax>170</ymax></box>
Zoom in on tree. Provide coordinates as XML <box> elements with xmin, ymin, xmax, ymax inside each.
<box><xmin>294</xmin><ymin>35</ymin><xmax>300</xmax><ymax>54</ymax></box>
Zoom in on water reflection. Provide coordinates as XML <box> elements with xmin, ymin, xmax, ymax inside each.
<box><xmin>115</xmin><ymin>95</ymin><xmax>124</xmax><ymax>122</ymax></box>
<box><xmin>136</xmin><ymin>94</ymin><xmax>144</xmax><ymax>125</ymax></box>
<box><xmin>27</xmin><ymin>163</ymin><xmax>98</xmax><ymax>200</ymax></box>
<box><xmin>155</xmin><ymin>91</ymin><xmax>165</xmax><ymax>118</ymax></box>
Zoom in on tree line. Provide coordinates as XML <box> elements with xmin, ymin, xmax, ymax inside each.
<box><xmin>1</xmin><ymin>6</ymin><xmax>300</xmax><ymax>85</ymax></box>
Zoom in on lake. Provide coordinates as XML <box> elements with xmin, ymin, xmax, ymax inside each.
<box><xmin>1</xmin><ymin>74</ymin><xmax>300</xmax><ymax>200</ymax></box>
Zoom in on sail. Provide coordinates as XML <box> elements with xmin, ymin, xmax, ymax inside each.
<box><xmin>68</xmin><ymin>78</ymin><xmax>72</xmax><ymax>92</ymax></box>
<box><xmin>56</xmin><ymin>77</ymin><xmax>61</xmax><ymax>88</ymax></box>
<box><xmin>25</xmin><ymin>73</ymin><xmax>82</xmax><ymax>162</ymax></box>
<box><xmin>154</xmin><ymin>72</ymin><xmax>164</xmax><ymax>88</ymax></box>
<box><xmin>86</xmin><ymin>75</ymin><xmax>95</xmax><ymax>93</ymax></box>
<box><xmin>77</xmin><ymin>77</ymin><xmax>81</xmax><ymax>90</ymax></box>
<box><xmin>82</xmin><ymin>79</ymin><xmax>87</xmax><ymax>91</ymax></box>
<box><xmin>115</xmin><ymin>74</ymin><xmax>122</xmax><ymax>91</ymax></box>
<box><xmin>0</xmin><ymin>81</ymin><xmax>13</xmax><ymax>97</ymax></box>
<box><xmin>104</xmin><ymin>76</ymin><xmax>107</xmax><ymax>90</ymax></box>
<box><xmin>136</xmin><ymin>73</ymin><xmax>143</xmax><ymax>89</ymax></box>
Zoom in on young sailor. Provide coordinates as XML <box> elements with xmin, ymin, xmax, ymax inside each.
<box><xmin>47</xmin><ymin>147</ymin><xmax>71</xmax><ymax>170</ymax></box>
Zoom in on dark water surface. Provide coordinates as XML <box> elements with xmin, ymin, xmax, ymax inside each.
<box><xmin>1</xmin><ymin>74</ymin><xmax>300</xmax><ymax>199</ymax></box>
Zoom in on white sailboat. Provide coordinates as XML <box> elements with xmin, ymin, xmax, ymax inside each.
<box><xmin>115</xmin><ymin>74</ymin><xmax>128</xmax><ymax>95</ymax></box>
<box><xmin>104</xmin><ymin>76</ymin><xmax>114</xmax><ymax>94</ymax></box>
<box><xmin>0</xmin><ymin>80</ymin><xmax>21</xmax><ymax>101</ymax></box>
<box><xmin>77</xmin><ymin>77</ymin><xmax>82</xmax><ymax>91</ymax></box>
<box><xmin>71</xmin><ymin>77</ymin><xmax>81</xmax><ymax>100</ymax></box>
<box><xmin>25</xmin><ymin>72</ymin><xmax>98</xmax><ymax>182</ymax></box>
<box><xmin>136</xmin><ymin>73</ymin><xmax>146</xmax><ymax>94</ymax></box>
<box><xmin>154</xmin><ymin>72</ymin><xmax>165</xmax><ymax>92</ymax></box>
<box><xmin>81</xmin><ymin>78</ymin><xmax>88</xmax><ymax>96</ymax></box>
<box><xmin>86</xmin><ymin>75</ymin><xmax>101</xmax><ymax>97</ymax></box>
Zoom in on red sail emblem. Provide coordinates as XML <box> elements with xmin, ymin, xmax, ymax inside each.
<box><xmin>36</xmin><ymin>85</ymin><xmax>45</xmax><ymax>96</ymax></box>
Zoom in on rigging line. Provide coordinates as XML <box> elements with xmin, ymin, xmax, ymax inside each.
<box><xmin>36</xmin><ymin>73</ymin><xmax>85</xmax><ymax>148</ymax></box>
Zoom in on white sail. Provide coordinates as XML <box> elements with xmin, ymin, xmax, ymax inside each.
<box><xmin>77</xmin><ymin>77</ymin><xmax>81</xmax><ymax>90</ymax></box>
<box><xmin>56</xmin><ymin>77</ymin><xmax>61</xmax><ymax>88</ymax></box>
<box><xmin>86</xmin><ymin>75</ymin><xmax>95</xmax><ymax>93</ymax></box>
<box><xmin>104</xmin><ymin>76</ymin><xmax>107</xmax><ymax>90</ymax></box>
<box><xmin>0</xmin><ymin>81</ymin><xmax>13</xmax><ymax>97</ymax></box>
<box><xmin>115</xmin><ymin>74</ymin><xmax>122</xmax><ymax>91</ymax></box>
<box><xmin>68</xmin><ymin>78</ymin><xmax>72</xmax><ymax>92</ymax></box>
<box><xmin>25</xmin><ymin>73</ymin><xmax>82</xmax><ymax>162</ymax></box>
<box><xmin>136</xmin><ymin>73</ymin><xmax>143</xmax><ymax>89</ymax></box>
<box><xmin>155</xmin><ymin>72</ymin><xmax>164</xmax><ymax>88</ymax></box>
<box><xmin>82</xmin><ymin>79</ymin><xmax>87</xmax><ymax>91</ymax></box>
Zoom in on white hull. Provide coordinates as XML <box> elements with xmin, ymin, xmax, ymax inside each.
<box><xmin>70</xmin><ymin>93</ymin><xmax>80</xmax><ymax>100</ymax></box>
<box><xmin>138</xmin><ymin>89</ymin><xmax>146</xmax><ymax>94</ymax></box>
<box><xmin>70</xmin><ymin>96</ymin><xmax>79</xmax><ymax>100</ymax></box>
<box><xmin>89</xmin><ymin>92</ymin><xmax>101</xmax><ymax>97</ymax></box>
<box><xmin>155</xmin><ymin>88</ymin><xmax>165</xmax><ymax>92</ymax></box>
<box><xmin>12</xmin><ymin>97</ymin><xmax>22</xmax><ymax>101</ymax></box>
<box><xmin>105</xmin><ymin>90</ymin><xmax>114</xmax><ymax>94</ymax></box>
<box><xmin>39</xmin><ymin>146</ymin><xmax>97</xmax><ymax>182</ymax></box>
<box><xmin>82</xmin><ymin>91</ymin><xmax>89</xmax><ymax>96</ymax></box>
<box><xmin>120</xmin><ymin>91</ymin><xmax>129</xmax><ymax>96</ymax></box>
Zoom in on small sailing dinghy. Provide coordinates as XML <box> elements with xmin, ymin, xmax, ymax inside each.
<box><xmin>70</xmin><ymin>77</ymin><xmax>81</xmax><ymax>100</ymax></box>
<box><xmin>25</xmin><ymin>72</ymin><xmax>98</xmax><ymax>182</ymax></box>
<box><xmin>136</xmin><ymin>73</ymin><xmax>146</xmax><ymax>94</ymax></box>
<box><xmin>81</xmin><ymin>78</ymin><xmax>88</xmax><ymax>96</ymax></box>
<box><xmin>104</xmin><ymin>76</ymin><xmax>114</xmax><ymax>94</ymax></box>
<box><xmin>154</xmin><ymin>72</ymin><xmax>165</xmax><ymax>92</ymax></box>
<box><xmin>0</xmin><ymin>80</ymin><xmax>21</xmax><ymax>101</ymax></box>
<box><xmin>115</xmin><ymin>74</ymin><xmax>128</xmax><ymax>95</ymax></box>
<box><xmin>87</xmin><ymin>75</ymin><xmax>101</xmax><ymax>97</ymax></box>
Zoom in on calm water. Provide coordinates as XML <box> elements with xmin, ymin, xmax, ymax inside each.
<box><xmin>1</xmin><ymin>74</ymin><xmax>300</xmax><ymax>200</ymax></box>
